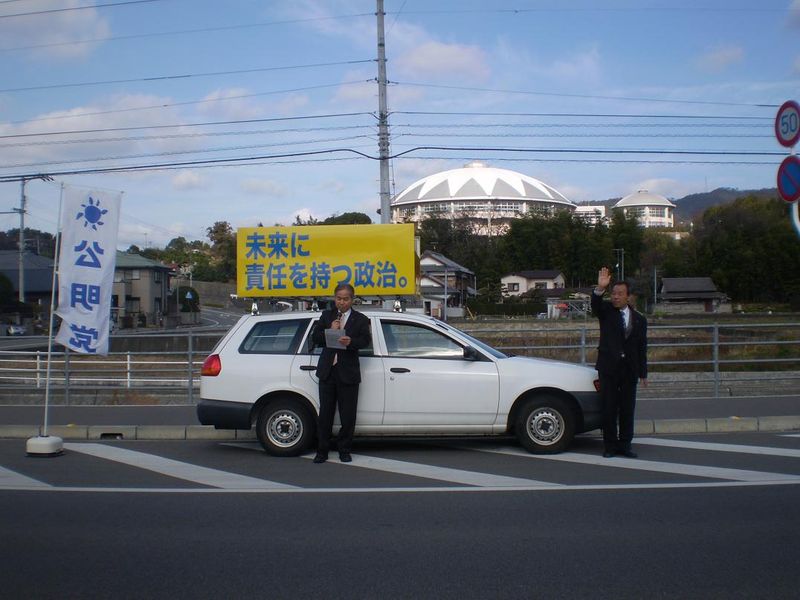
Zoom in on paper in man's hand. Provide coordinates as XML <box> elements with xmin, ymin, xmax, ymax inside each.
<box><xmin>324</xmin><ymin>328</ymin><xmax>347</xmax><ymax>349</ymax></box>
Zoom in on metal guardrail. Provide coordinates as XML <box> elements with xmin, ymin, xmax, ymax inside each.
<box><xmin>1</xmin><ymin>322</ymin><xmax>799</xmax><ymax>403</ymax></box>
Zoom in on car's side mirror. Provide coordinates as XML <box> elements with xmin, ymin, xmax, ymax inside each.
<box><xmin>463</xmin><ymin>346</ymin><xmax>480</xmax><ymax>361</ymax></box>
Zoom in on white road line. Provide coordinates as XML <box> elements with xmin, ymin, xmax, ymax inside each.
<box><xmin>473</xmin><ymin>446</ymin><xmax>800</xmax><ymax>483</ymax></box>
<box><xmin>0</xmin><ymin>465</ymin><xmax>51</xmax><ymax>489</ymax></box>
<box><xmin>635</xmin><ymin>437</ymin><xmax>800</xmax><ymax>458</ymax></box>
<box><xmin>782</xmin><ymin>434</ymin><xmax>800</xmax><ymax>438</ymax></box>
<box><xmin>64</xmin><ymin>443</ymin><xmax>295</xmax><ymax>489</ymax></box>
<box><xmin>299</xmin><ymin>452</ymin><xmax>559</xmax><ymax>487</ymax></box>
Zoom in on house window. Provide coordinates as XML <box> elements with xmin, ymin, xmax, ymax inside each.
<box><xmin>131</xmin><ymin>269</ymin><xmax>140</xmax><ymax>280</ymax></box>
<box><xmin>508</xmin><ymin>283</ymin><xmax>519</xmax><ymax>292</ymax></box>
<box><xmin>534</xmin><ymin>282</ymin><xmax>547</xmax><ymax>290</ymax></box>
<box><xmin>114</xmin><ymin>272</ymin><xmax>123</xmax><ymax>283</ymax></box>
<box><xmin>154</xmin><ymin>270</ymin><xmax>162</xmax><ymax>283</ymax></box>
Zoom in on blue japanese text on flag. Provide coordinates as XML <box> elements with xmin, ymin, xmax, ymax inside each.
<box><xmin>55</xmin><ymin>187</ymin><xmax>122</xmax><ymax>355</ymax></box>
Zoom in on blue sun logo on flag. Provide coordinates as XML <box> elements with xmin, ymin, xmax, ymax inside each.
<box><xmin>76</xmin><ymin>196</ymin><xmax>108</xmax><ymax>230</ymax></box>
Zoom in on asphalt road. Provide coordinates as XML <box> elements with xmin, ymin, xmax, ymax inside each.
<box><xmin>2</xmin><ymin>392</ymin><xmax>800</xmax><ymax>427</ymax></box>
<box><xmin>1</xmin><ymin>432</ymin><xmax>799</xmax><ymax>599</ymax></box>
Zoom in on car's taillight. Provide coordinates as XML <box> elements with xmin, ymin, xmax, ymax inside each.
<box><xmin>201</xmin><ymin>354</ymin><xmax>222</xmax><ymax>377</ymax></box>
<box><xmin>593</xmin><ymin>379</ymin><xmax>601</xmax><ymax>392</ymax></box>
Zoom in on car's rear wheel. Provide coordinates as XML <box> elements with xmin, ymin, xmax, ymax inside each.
<box><xmin>256</xmin><ymin>398</ymin><xmax>315</xmax><ymax>457</ymax></box>
<box><xmin>515</xmin><ymin>395</ymin><xmax>575</xmax><ymax>454</ymax></box>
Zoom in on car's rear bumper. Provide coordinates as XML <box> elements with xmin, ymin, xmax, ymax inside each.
<box><xmin>197</xmin><ymin>399</ymin><xmax>253</xmax><ymax>430</ymax></box>
<box><xmin>573</xmin><ymin>390</ymin><xmax>603</xmax><ymax>432</ymax></box>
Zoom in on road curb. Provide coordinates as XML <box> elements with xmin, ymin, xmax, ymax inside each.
<box><xmin>2</xmin><ymin>417</ymin><xmax>800</xmax><ymax>441</ymax></box>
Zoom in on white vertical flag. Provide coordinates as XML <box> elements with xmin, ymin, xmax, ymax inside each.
<box><xmin>55</xmin><ymin>187</ymin><xmax>122</xmax><ymax>355</ymax></box>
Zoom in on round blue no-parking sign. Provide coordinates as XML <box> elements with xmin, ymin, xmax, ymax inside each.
<box><xmin>777</xmin><ymin>155</ymin><xmax>800</xmax><ymax>203</ymax></box>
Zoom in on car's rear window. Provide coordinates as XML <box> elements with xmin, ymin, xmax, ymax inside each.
<box><xmin>239</xmin><ymin>318</ymin><xmax>310</xmax><ymax>354</ymax></box>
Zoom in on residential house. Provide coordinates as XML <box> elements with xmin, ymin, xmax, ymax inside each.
<box><xmin>657</xmin><ymin>277</ymin><xmax>730</xmax><ymax>314</ymax></box>
<box><xmin>112</xmin><ymin>251</ymin><xmax>172</xmax><ymax>328</ymax></box>
<box><xmin>418</xmin><ymin>250</ymin><xmax>475</xmax><ymax>318</ymax></box>
<box><xmin>501</xmin><ymin>270</ymin><xmax>565</xmax><ymax>297</ymax></box>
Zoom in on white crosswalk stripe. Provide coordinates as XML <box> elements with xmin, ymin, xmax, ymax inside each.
<box><xmin>64</xmin><ymin>443</ymin><xmax>295</xmax><ymax>489</ymax></box>
<box><xmin>0</xmin><ymin>465</ymin><xmax>50</xmax><ymax>489</ymax></box>
<box><xmin>300</xmin><ymin>452</ymin><xmax>559</xmax><ymax>487</ymax></box>
<box><xmin>223</xmin><ymin>442</ymin><xmax>558</xmax><ymax>487</ymax></box>
<box><xmin>635</xmin><ymin>437</ymin><xmax>800</xmax><ymax>458</ymax></box>
<box><xmin>471</xmin><ymin>445</ymin><xmax>800</xmax><ymax>483</ymax></box>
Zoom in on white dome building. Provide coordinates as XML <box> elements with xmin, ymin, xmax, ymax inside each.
<box><xmin>614</xmin><ymin>190</ymin><xmax>676</xmax><ymax>228</ymax></box>
<box><xmin>391</xmin><ymin>161</ymin><xmax>574</xmax><ymax>234</ymax></box>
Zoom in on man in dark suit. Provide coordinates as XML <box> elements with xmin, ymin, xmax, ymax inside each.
<box><xmin>591</xmin><ymin>267</ymin><xmax>648</xmax><ymax>458</ymax></box>
<box><xmin>310</xmin><ymin>283</ymin><xmax>371</xmax><ymax>464</ymax></box>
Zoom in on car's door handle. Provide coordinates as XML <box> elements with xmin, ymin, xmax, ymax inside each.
<box><xmin>299</xmin><ymin>365</ymin><xmax>316</xmax><ymax>371</ymax></box>
<box><xmin>390</xmin><ymin>367</ymin><xmax>410</xmax><ymax>373</ymax></box>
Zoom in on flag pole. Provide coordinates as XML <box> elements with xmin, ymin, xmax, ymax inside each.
<box><xmin>26</xmin><ymin>183</ymin><xmax>65</xmax><ymax>457</ymax></box>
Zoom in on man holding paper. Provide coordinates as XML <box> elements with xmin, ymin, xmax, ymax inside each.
<box><xmin>310</xmin><ymin>283</ymin><xmax>371</xmax><ymax>463</ymax></box>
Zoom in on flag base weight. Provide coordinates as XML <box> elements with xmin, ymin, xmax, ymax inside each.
<box><xmin>26</xmin><ymin>435</ymin><xmax>64</xmax><ymax>457</ymax></box>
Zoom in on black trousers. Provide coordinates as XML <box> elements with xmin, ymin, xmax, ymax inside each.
<box><xmin>317</xmin><ymin>365</ymin><xmax>359</xmax><ymax>454</ymax></box>
<box><xmin>598</xmin><ymin>366</ymin><xmax>637</xmax><ymax>449</ymax></box>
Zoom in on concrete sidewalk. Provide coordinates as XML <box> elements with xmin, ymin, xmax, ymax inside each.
<box><xmin>2</xmin><ymin>415</ymin><xmax>800</xmax><ymax>441</ymax></box>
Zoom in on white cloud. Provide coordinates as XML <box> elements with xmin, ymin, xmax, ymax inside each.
<box><xmin>629</xmin><ymin>178</ymin><xmax>695</xmax><ymax>200</ymax></box>
<box><xmin>240</xmin><ymin>178</ymin><xmax>287</xmax><ymax>196</ymax></box>
<box><xmin>172</xmin><ymin>170</ymin><xmax>206</xmax><ymax>190</ymax></box>
<box><xmin>0</xmin><ymin>0</ymin><xmax>111</xmax><ymax>60</ymax></box>
<box><xmin>493</xmin><ymin>39</ymin><xmax>603</xmax><ymax>87</ymax></box>
<box><xmin>395</xmin><ymin>41</ymin><xmax>490</xmax><ymax>82</ymax></box>
<box><xmin>695</xmin><ymin>45</ymin><xmax>744</xmax><ymax>72</ymax></box>
<box><xmin>291</xmin><ymin>207</ymin><xmax>322</xmax><ymax>223</ymax></box>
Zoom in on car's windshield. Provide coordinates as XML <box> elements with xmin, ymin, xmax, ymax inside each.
<box><xmin>433</xmin><ymin>320</ymin><xmax>507</xmax><ymax>359</ymax></box>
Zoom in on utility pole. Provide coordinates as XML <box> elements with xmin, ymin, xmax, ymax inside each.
<box><xmin>613</xmin><ymin>248</ymin><xmax>625</xmax><ymax>283</ymax></box>
<box><xmin>376</xmin><ymin>0</ymin><xmax>391</xmax><ymax>223</ymax></box>
<box><xmin>17</xmin><ymin>179</ymin><xmax>27</xmax><ymax>303</ymax></box>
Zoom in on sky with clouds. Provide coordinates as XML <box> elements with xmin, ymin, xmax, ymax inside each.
<box><xmin>0</xmin><ymin>0</ymin><xmax>798</xmax><ymax>248</ymax></box>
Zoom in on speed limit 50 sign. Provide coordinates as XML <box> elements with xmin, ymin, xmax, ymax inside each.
<box><xmin>775</xmin><ymin>100</ymin><xmax>800</xmax><ymax>148</ymax></box>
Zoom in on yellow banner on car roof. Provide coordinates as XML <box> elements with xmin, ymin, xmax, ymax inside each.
<box><xmin>236</xmin><ymin>224</ymin><xmax>416</xmax><ymax>297</ymax></box>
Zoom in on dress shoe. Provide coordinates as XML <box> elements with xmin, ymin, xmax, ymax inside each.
<box><xmin>618</xmin><ymin>449</ymin><xmax>638</xmax><ymax>458</ymax></box>
<box><xmin>312</xmin><ymin>453</ymin><xmax>328</xmax><ymax>464</ymax></box>
<box><xmin>602</xmin><ymin>449</ymin><xmax>615</xmax><ymax>458</ymax></box>
<box><xmin>339</xmin><ymin>452</ymin><xmax>352</xmax><ymax>463</ymax></box>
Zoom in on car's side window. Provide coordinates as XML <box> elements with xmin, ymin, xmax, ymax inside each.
<box><xmin>381</xmin><ymin>321</ymin><xmax>463</xmax><ymax>359</ymax></box>
<box><xmin>239</xmin><ymin>319</ymin><xmax>310</xmax><ymax>354</ymax></box>
<box><xmin>303</xmin><ymin>319</ymin><xmax>374</xmax><ymax>357</ymax></box>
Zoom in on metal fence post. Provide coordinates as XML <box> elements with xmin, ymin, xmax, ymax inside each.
<box><xmin>126</xmin><ymin>351</ymin><xmax>132</xmax><ymax>389</ymax></box>
<box><xmin>579</xmin><ymin>326</ymin><xmax>587</xmax><ymax>365</ymax></box>
<box><xmin>64</xmin><ymin>348</ymin><xmax>70</xmax><ymax>405</ymax></box>
<box><xmin>36</xmin><ymin>350</ymin><xmax>41</xmax><ymax>388</ymax></box>
<box><xmin>187</xmin><ymin>331</ymin><xmax>194</xmax><ymax>404</ymax></box>
<box><xmin>712</xmin><ymin>323</ymin><xmax>720</xmax><ymax>398</ymax></box>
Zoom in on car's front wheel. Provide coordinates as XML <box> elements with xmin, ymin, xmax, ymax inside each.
<box><xmin>256</xmin><ymin>398</ymin><xmax>315</xmax><ymax>457</ymax></box>
<box><xmin>515</xmin><ymin>395</ymin><xmax>575</xmax><ymax>454</ymax></box>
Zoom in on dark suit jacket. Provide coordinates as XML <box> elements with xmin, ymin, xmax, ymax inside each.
<box><xmin>311</xmin><ymin>308</ymin><xmax>371</xmax><ymax>385</ymax></box>
<box><xmin>591</xmin><ymin>291</ymin><xmax>648</xmax><ymax>382</ymax></box>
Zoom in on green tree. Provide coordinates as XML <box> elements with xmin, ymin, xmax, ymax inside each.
<box><xmin>206</xmin><ymin>221</ymin><xmax>236</xmax><ymax>282</ymax></box>
<box><xmin>693</xmin><ymin>196</ymin><xmax>800</xmax><ymax>303</ymax></box>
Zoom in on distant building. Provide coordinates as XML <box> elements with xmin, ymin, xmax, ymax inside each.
<box><xmin>111</xmin><ymin>252</ymin><xmax>172</xmax><ymax>328</ymax></box>
<box><xmin>614</xmin><ymin>190</ymin><xmax>676</xmax><ymax>228</ymax></box>
<box><xmin>501</xmin><ymin>270</ymin><xmax>565</xmax><ymax>297</ymax></box>
<box><xmin>0</xmin><ymin>250</ymin><xmax>54</xmax><ymax>306</ymax></box>
<box><xmin>418</xmin><ymin>251</ymin><xmax>475</xmax><ymax>319</ymax></box>
<box><xmin>574</xmin><ymin>204</ymin><xmax>607</xmax><ymax>226</ymax></box>
<box><xmin>657</xmin><ymin>277</ymin><xmax>730</xmax><ymax>314</ymax></box>
<box><xmin>392</xmin><ymin>161</ymin><xmax>575</xmax><ymax>235</ymax></box>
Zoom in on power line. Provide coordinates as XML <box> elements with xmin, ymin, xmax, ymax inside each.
<box><xmin>0</xmin><ymin>12</ymin><xmax>375</xmax><ymax>53</ymax></box>
<box><xmin>393</xmin><ymin>110</ymin><xmax>772</xmax><ymax>121</ymax></box>
<box><xmin>0</xmin><ymin>112</ymin><xmax>375</xmax><ymax>140</ymax></box>
<box><xmin>0</xmin><ymin>59</ymin><xmax>375</xmax><ymax>93</ymax></box>
<box><xmin>0</xmin><ymin>145</ymin><xmax>786</xmax><ymax>183</ymax></box>
<box><xmin>8</xmin><ymin>80</ymin><xmax>374</xmax><ymax>126</ymax></box>
<box><xmin>393</xmin><ymin>82</ymin><xmax>782</xmax><ymax>109</ymax></box>
<box><xmin>0</xmin><ymin>0</ymin><xmax>160</xmax><ymax>19</ymax></box>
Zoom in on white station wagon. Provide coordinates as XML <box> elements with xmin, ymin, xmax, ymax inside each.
<box><xmin>198</xmin><ymin>310</ymin><xmax>602</xmax><ymax>455</ymax></box>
